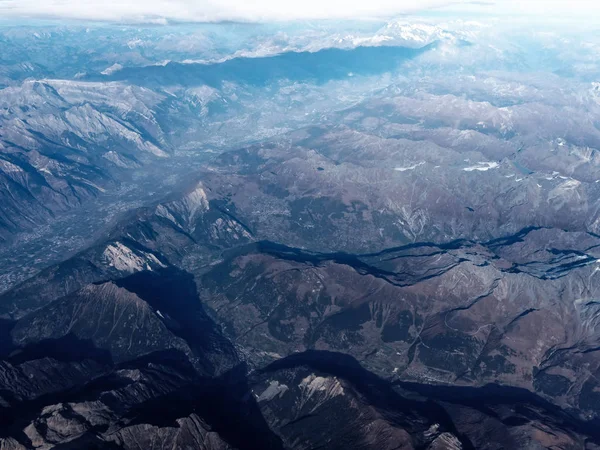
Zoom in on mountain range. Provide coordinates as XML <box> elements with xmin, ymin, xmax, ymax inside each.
<box><xmin>3</xmin><ymin>17</ymin><xmax>600</xmax><ymax>449</ymax></box>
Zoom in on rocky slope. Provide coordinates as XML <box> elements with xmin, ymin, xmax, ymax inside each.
<box><xmin>4</xmin><ymin>24</ymin><xmax>600</xmax><ymax>447</ymax></box>
<box><xmin>0</xmin><ymin>43</ymin><xmax>430</xmax><ymax>245</ymax></box>
<box><xmin>3</xmin><ymin>148</ymin><xmax>600</xmax><ymax>447</ymax></box>
<box><xmin>196</xmin><ymin>123</ymin><xmax>600</xmax><ymax>252</ymax></box>
<box><xmin>0</xmin><ymin>79</ymin><xmax>171</xmax><ymax>242</ymax></box>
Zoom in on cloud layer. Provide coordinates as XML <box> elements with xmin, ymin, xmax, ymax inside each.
<box><xmin>0</xmin><ymin>0</ymin><xmax>458</xmax><ymax>22</ymax></box>
<box><xmin>0</xmin><ymin>0</ymin><xmax>599</xmax><ymax>23</ymax></box>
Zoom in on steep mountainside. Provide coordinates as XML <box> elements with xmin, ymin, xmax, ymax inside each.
<box><xmin>3</xmin><ymin>141</ymin><xmax>600</xmax><ymax>447</ymax></box>
<box><xmin>0</xmin><ymin>80</ymin><xmax>171</xmax><ymax>242</ymax></box>
<box><xmin>4</xmin><ymin>19</ymin><xmax>600</xmax><ymax>449</ymax></box>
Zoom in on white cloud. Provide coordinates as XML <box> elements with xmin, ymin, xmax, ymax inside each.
<box><xmin>0</xmin><ymin>0</ymin><xmax>452</xmax><ymax>22</ymax></box>
<box><xmin>0</xmin><ymin>0</ymin><xmax>599</xmax><ymax>23</ymax></box>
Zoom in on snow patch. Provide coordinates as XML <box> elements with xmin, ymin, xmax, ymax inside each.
<box><xmin>101</xmin><ymin>63</ymin><xmax>123</xmax><ymax>76</ymax></box>
<box><xmin>257</xmin><ymin>381</ymin><xmax>289</xmax><ymax>402</ymax></box>
<box><xmin>463</xmin><ymin>161</ymin><xmax>499</xmax><ymax>172</ymax></box>
<box><xmin>395</xmin><ymin>161</ymin><xmax>425</xmax><ymax>172</ymax></box>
